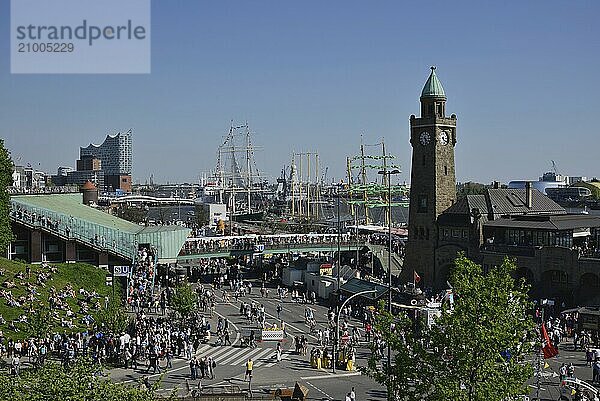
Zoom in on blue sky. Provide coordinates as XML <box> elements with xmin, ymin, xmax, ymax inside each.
<box><xmin>1</xmin><ymin>1</ymin><xmax>599</xmax><ymax>185</ymax></box>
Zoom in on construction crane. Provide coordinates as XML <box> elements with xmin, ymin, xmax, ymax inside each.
<box><xmin>551</xmin><ymin>160</ymin><xmax>561</xmax><ymax>176</ymax></box>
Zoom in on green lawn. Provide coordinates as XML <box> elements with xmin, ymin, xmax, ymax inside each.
<box><xmin>0</xmin><ymin>258</ymin><xmax>119</xmax><ymax>340</ymax></box>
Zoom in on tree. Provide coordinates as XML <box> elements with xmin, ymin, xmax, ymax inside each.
<box><xmin>26</xmin><ymin>306</ymin><xmax>52</xmax><ymax>339</ymax></box>
<box><xmin>96</xmin><ymin>298</ymin><xmax>131</xmax><ymax>335</ymax></box>
<box><xmin>0</xmin><ymin>357</ymin><xmax>161</xmax><ymax>401</ymax></box>
<box><xmin>0</xmin><ymin>140</ymin><xmax>14</xmax><ymax>254</ymax></box>
<box><xmin>364</xmin><ymin>254</ymin><xmax>535</xmax><ymax>401</ymax></box>
<box><xmin>170</xmin><ymin>284</ymin><xmax>196</xmax><ymax>319</ymax></box>
<box><xmin>115</xmin><ymin>205</ymin><xmax>147</xmax><ymax>224</ymax></box>
<box><xmin>456</xmin><ymin>181</ymin><xmax>488</xmax><ymax>198</ymax></box>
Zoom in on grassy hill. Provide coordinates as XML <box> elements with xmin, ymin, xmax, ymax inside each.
<box><xmin>0</xmin><ymin>258</ymin><xmax>117</xmax><ymax>340</ymax></box>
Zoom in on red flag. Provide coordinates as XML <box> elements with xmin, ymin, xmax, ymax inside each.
<box><xmin>414</xmin><ymin>270</ymin><xmax>421</xmax><ymax>284</ymax></box>
<box><xmin>541</xmin><ymin>323</ymin><xmax>559</xmax><ymax>359</ymax></box>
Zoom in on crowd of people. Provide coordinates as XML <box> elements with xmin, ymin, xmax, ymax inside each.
<box><xmin>10</xmin><ymin>204</ymin><xmax>136</xmax><ymax>255</ymax></box>
<box><xmin>181</xmin><ymin>233</ymin><xmax>354</xmax><ymax>255</ymax></box>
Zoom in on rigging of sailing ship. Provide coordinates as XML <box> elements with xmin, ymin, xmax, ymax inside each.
<box><xmin>208</xmin><ymin>121</ymin><xmax>266</xmax><ymax>222</ymax></box>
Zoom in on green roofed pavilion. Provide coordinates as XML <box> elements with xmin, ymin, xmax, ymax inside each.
<box><xmin>421</xmin><ymin>66</ymin><xmax>446</xmax><ymax>99</ymax></box>
<box><xmin>10</xmin><ymin>193</ymin><xmax>190</xmax><ymax>263</ymax></box>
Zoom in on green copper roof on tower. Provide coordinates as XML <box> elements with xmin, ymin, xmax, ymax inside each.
<box><xmin>421</xmin><ymin>66</ymin><xmax>446</xmax><ymax>98</ymax></box>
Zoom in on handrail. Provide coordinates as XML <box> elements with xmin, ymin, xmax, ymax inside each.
<box><xmin>9</xmin><ymin>208</ymin><xmax>136</xmax><ymax>261</ymax></box>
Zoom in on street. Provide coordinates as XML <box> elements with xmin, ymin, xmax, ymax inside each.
<box><xmin>108</xmin><ymin>277</ymin><xmax>386</xmax><ymax>401</ymax></box>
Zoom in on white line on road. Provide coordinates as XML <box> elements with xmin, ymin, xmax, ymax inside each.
<box><xmin>306</xmin><ymin>381</ymin><xmax>333</xmax><ymax>400</ymax></box>
<box><xmin>301</xmin><ymin>372</ymin><xmax>361</xmax><ymax>380</ymax></box>
<box><xmin>248</xmin><ymin>348</ymin><xmax>274</xmax><ymax>366</ymax></box>
<box><xmin>220</xmin><ymin>346</ymin><xmax>267</xmax><ymax>365</ymax></box>
<box><xmin>263</xmin><ymin>352</ymin><xmax>289</xmax><ymax>368</ymax></box>
<box><xmin>210</xmin><ymin>346</ymin><xmax>242</xmax><ymax>363</ymax></box>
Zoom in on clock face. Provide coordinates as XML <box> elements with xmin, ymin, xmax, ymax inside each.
<box><xmin>419</xmin><ymin>131</ymin><xmax>431</xmax><ymax>145</ymax></box>
<box><xmin>439</xmin><ymin>131</ymin><xmax>449</xmax><ymax>145</ymax></box>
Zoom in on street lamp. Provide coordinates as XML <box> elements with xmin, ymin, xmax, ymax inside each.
<box><xmin>333</xmin><ymin>289</ymin><xmax>377</xmax><ymax>373</ymax></box>
<box><xmin>378</xmin><ymin>168</ymin><xmax>400</xmax><ymax>401</ymax></box>
<box><xmin>333</xmin><ymin>185</ymin><xmax>342</xmax><ymax>373</ymax></box>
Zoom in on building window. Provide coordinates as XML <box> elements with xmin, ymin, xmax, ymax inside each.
<box><xmin>426</xmin><ymin>228</ymin><xmax>430</xmax><ymax>240</ymax></box>
<box><xmin>428</xmin><ymin>105</ymin><xmax>434</xmax><ymax>115</ymax></box>
<box><xmin>422</xmin><ymin>155</ymin><xmax>426</xmax><ymax>166</ymax></box>
<box><xmin>550</xmin><ymin>270</ymin><xmax>568</xmax><ymax>286</ymax></box>
<box><xmin>444</xmin><ymin>165</ymin><xmax>448</xmax><ymax>176</ymax></box>
<box><xmin>462</xmin><ymin>230</ymin><xmax>468</xmax><ymax>239</ymax></box>
<box><xmin>418</xmin><ymin>195</ymin><xmax>428</xmax><ymax>213</ymax></box>
<box><xmin>452</xmin><ymin>229</ymin><xmax>460</xmax><ymax>238</ymax></box>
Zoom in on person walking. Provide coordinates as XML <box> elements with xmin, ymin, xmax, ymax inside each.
<box><xmin>559</xmin><ymin>363</ymin><xmax>567</xmax><ymax>381</ymax></box>
<box><xmin>190</xmin><ymin>357</ymin><xmax>197</xmax><ymax>380</ymax></box>
<box><xmin>165</xmin><ymin>346</ymin><xmax>173</xmax><ymax>369</ymax></box>
<box><xmin>10</xmin><ymin>355</ymin><xmax>19</xmax><ymax>376</ymax></box>
<box><xmin>208</xmin><ymin>356</ymin><xmax>215</xmax><ymax>379</ymax></box>
<box><xmin>245</xmin><ymin>358</ymin><xmax>253</xmax><ymax>381</ymax></box>
<box><xmin>276</xmin><ymin>342</ymin><xmax>282</xmax><ymax>363</ymax></box>
<box><xmin>350</xmin><ymin>386</ymin><xmax>356</xmax><ymax>401</ymax></box>
<box><xmin>568</xmin><ymin>362</ymin><xmax>575</xmax><ymax>378</ymax></box>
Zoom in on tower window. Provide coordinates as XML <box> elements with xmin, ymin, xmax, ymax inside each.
<box><xmin>418</xmin><ymin>195</ymin><xmax>428</xmax><ymax>213</ymax></box>
<box><xmin>444</xmin><ymin>165</ymin><xmax>448</xmax><ymax>176</ymax></box>
<box><xmin>437</xmin><ymin>103</ymin><xmax>443</xmax><ymax>116</ymax></box>
<box><xmin>428</xmin><ymin>105</ymin><xmax>434</xmax><ymax>116</ymax></box>
<box><xmin>422</xmin><ymin>155</ymin><xmax>426</xmax><ymax>166</ymax></box>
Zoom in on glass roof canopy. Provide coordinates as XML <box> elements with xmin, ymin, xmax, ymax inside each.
<box><xmin>10</xmin><ymin>193</ymin><xmax>190</xmax><ymax>263</ymax></box>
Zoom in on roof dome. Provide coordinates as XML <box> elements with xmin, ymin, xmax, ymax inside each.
<box><xmin>421</xmin><ymin>66</ymin><xmax>446</xmax><ymax>98</ymax></box>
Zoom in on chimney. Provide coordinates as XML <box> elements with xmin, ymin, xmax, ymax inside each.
<box><xmin>525</xmin><ymin>181</ymin><xmax>532</xmax><ymax>209</ymax></box>
<box><xmin>493</xmin><ymin>181</ymin><xmax>499</xmax><ymax>189</ymax></box>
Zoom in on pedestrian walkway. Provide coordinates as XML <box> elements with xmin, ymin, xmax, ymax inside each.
<box><xmin>194</xmin><ymin>344</ymin><xmax>285</xmax><ymax>368</ymax></box>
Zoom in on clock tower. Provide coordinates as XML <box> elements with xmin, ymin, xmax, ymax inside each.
<box><xmin>404</xmin><ymin>66</ymin><xmax>457</xmax><ymax>288</ymax></box>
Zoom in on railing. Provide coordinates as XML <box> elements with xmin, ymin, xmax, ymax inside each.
<box><xmin>481</xmin><ymin>244</ymin><xmax>537</xmax><ymax>258</ymax></box>
<box><xmin>8</xmin><ymin>186</ymin><xmax>79</xmax><ymax>195</ymax></box>
<box><xmin>180</xmin><ymin>233</ymin><xmax>358</xmax><ymax>255</ymax></box>
<box><xmin>10</xmin><ymin>202</ymin><xmax>136</xmax><ymax>261</ymax></box>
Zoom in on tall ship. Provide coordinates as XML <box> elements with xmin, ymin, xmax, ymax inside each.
<box><xmin>198</xmin><ymin>121</ymin><xmax>267</xmax><ymax>223</ymax></box>
<box><xmin>346</xmin><ymin>137</ymin><xmax>410</xmax><ymax>226</ymax></box>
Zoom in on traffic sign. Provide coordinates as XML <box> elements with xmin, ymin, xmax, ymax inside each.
<box><xmin>113</xmin><ymin>265</ymin><xmax>131</xmax><ymax>277</ymax></box>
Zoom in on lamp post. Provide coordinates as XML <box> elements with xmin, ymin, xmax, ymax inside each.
<box><xmin>378</xmin><ymin>168</ymin><xmax>400</xmax><ymax>401</ymax></box>
<box><xmin>333</xmin><ymin>186</ymin><xmax>342</xmax><ymax>373</ymax></box>
<box><xmin>333</xmin><ymin>289</ymin><xmax>377</xmax><ymax>373</ymax></box>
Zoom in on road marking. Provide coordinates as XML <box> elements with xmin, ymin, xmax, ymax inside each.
<box><xmin>263</xmin><ymin>352</ymin><xmax>289</xmax><ymax>368</ymax></box>
<box><xmin>211</xmin><ymin>346</ymin><xmax>243</xmax><ymax>363</ymax></box>
<box><xmin>249</xmin><ymin>348</ymin><xmax>274</xmax><ymax>366</ymax></box>
<box><xmin>301</xmin><ymin>372</ymin><xmax>361</xmax><ymax>380</ymax></box>
<box><xmin>195</xmin><ymin>344</ymin><xmax>212</xmax><ymax>355</ymax></box>
<box><xmin>220</xmin><ymin>346</ymin><xmax>267</xmax><ymax>365</ymax></box>
<box><xmin>528</xmin><ymin>384</ymin><xmax>547</xmax><ymax>391</ymax></box>
<box><xmin>195</xmin><ymin>345</ymin><xmax>234</xmax><ymax>363</ymax></box>
<box><xmin>306</xmin><ymin>381</ymin><xmax>333</xmax><ymax>400</ymax></box>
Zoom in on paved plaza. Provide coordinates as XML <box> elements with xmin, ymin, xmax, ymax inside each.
<box><xmin>108</xmin><ymin>276</ymin><xmax>386</xmax><ymax>400</ymax></box>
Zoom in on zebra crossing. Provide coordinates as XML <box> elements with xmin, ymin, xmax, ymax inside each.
<box><xmin>192</xmin><ymin>344</ymin><xmax>291</xmax><ymax>368</ymax></box>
